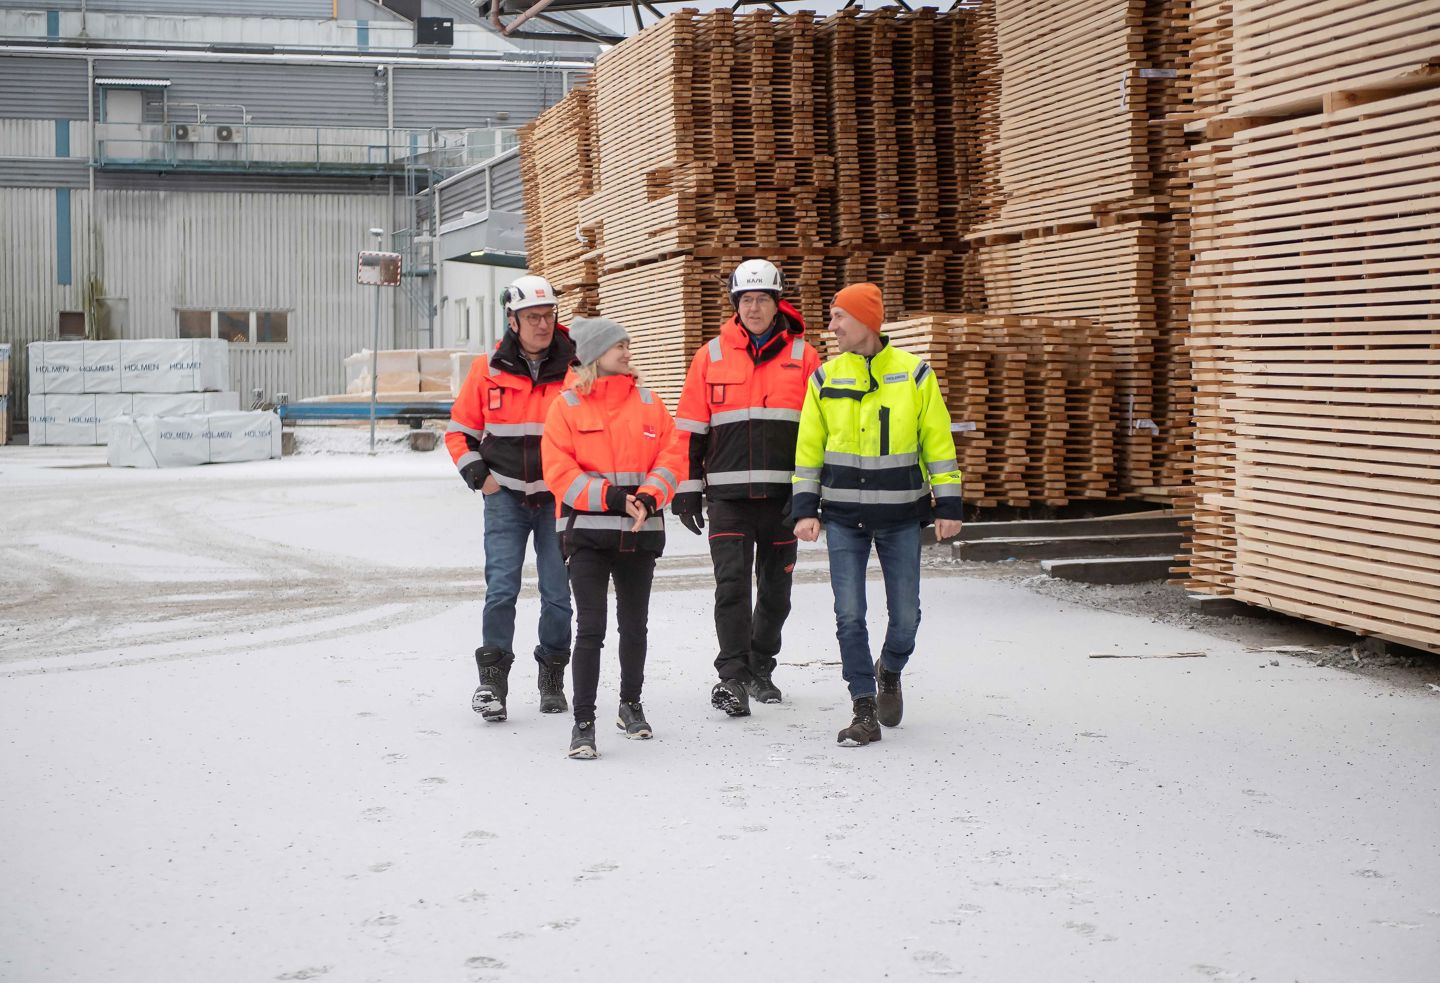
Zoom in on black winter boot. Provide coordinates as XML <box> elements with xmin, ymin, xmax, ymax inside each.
<box><xmin>837</xmin><ymin>696</ymin><xmax>882</xmax><ymax>747</ymax></box>
<box><xmin>875</xmin><ymin>658</ymin><xmax>903</xmax><ymax>727</ymax></box>
<box><xmin>568</xmin><ymin>720</ymin><xmax>598</xmax><ymax>759</ymax></box>
<box><xmin>536</xmin><ymin>646</ymin><xmax>569</xmax><ymax>714</ymax></box>
<box><xmin>710</xmin><ymin>679</ymin><xmax>751</xmax><ymax>717</ymax></box>
<box><xmin>472</xmin><ymin>647</ymin><xmax>514</xmax><ymax>722</ymax></box>
<box><xmin>744</xmin><ymin>667</ymin><xmax>782</xmax><ymax>705</ymax></box>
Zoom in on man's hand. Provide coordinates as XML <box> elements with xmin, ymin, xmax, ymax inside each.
<box><xmin>795</xmin><ymin>517</ymin><xmax>821</xmax><ymax>542</ymax></box>
<box><xmin>481</xmin><ymin>475</ymin><xmax>501</xmax><ymax>495</ymax></box>
<box><xmin>461</xmin><ymin>461</ymin><xmax>490</xmax><ymax>492</ymax></box>
<box><xmin>934</xmin><ymin>518</ymin><xmax>963</xmax><ymax>542</ymax></box>
<box><xmin>677</xmin><ymin>510</ymin><xmax>705</xmax><ymax>536</ymax></box>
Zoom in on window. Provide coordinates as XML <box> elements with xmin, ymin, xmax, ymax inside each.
<box><xmin>58</xmin><ymin>311</ymin><xmax>86</xmax><ymax>340</ymax></box>
<box><xmin>177</xmin><ymin>310</ymin><xmax>210</xmax><ymax>339</ymax></box>
<box><xmin>175</xmin><ymin>309</ymin><xmax>291</xmax><ymax>345</ymax></box>
<box><xmin>256</xmin><ymin>311</ymin><xmax>288</xmax><ymax>344</ymax></box>
<box><xmin>218</xmin><ymin>311</ymin><xmax>249</xmax><ymax>344</ymax></box>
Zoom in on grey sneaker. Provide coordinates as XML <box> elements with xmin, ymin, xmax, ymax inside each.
<box><xmin>616</xmin><ymin>700</ymin><xmax>653</xmax><ymax>739</ymax></box>
<box><xmin>837</xmin><ymin>697</ymin><xmax>882</xmax><ymax>747</ymax></box>
<box><xmin>744</xmin><ymin>669</ymin><xmax>782</xmax><ymax>705</ymax></box>
<box><xmin>875</xmin><ymin>658</ymin><xmax>903</xmax><ymax>727</ymax></box>
<box><xmin>710</xmin><ymin>679</ymin><xmax>751</xmax><ymax>717</ymax></box>
<box><xmin>471</xmin><ymin>648</ymin><xmax>513</xmax><ymax>722</ymax></box>
<box><xmin>568</xmin><ymin>720</ymin><xmax>598</xmax><ymax>759</ymax></box>
<box><xmin>537</xmin><ymin>660</ymin><xmax>568</xmax><ymax>714</ymax></box>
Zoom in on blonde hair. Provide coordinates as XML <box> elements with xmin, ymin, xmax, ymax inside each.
<box><xmin>572</xmin><ymin>361</ymin><xmax>643</xmax><ymax>396</ymax></box>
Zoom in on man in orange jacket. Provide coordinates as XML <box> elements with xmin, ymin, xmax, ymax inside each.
<box><xmin>673</xmin><ymin>259</ymin><xmax>822</xmax><ymax>718</ymax></box>
<box><xmin>446</xmin><ymin>274</ymin><xmax>576</xmax><ymax>723</ymax></box>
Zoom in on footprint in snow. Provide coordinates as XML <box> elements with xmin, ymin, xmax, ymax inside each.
<box><xmin>497</xmin><ymin>931</ymin><xmax>529</xmax><ymax>941</ymax></box>
<box><xmin>911</xmin><ymin>951</ymin><xmax>961</xmax><ymax>976</ymax></box>
<box><xmin>465</xmin><ymin>955</ymin><xmax>507</xmax><ymax>975</ymax></box>
<box><xmin>362</xmin><ymin>914</ymin><xmax>400</xmax><ymax>938</ymax></box>
<box><xmin>420</xmin><ymin>777</ymin><xmax>447</xmax><ymax>788</ymax></box>
<box><xmin>464</xmin><ymin>830</ymin><xmax>498</xmax><ymax>844</ymax></box>
<box><xmin>742</xmin><ymin>825</ymin><xmax>767</xmax><ymax>833</ymax></box>
<box><xmin>1251</xmin><ymin>828</ymin><xmax>1282</xmax><ymax>839</ymax></box>
<box><xmin>574</xmin><ymin>861</ymin><xmax>618</xmax><ymax>882</ymax></box>
<box><xmin>382</xmin><ymin>753</ymin><xmax>407</xmax><ymax>764</ymax></box>
<box><xmin>276</xmin><ymin>969</ymin><xmax>331</xmax><ymax>981</ymax></box>
<box><xmin>369</xmin><ymin>862</ymin><xmax>393</xmax><ymax>873</ymax></box>
<box><xmin>717</xmin><ymin>834</ymin><xmax>739</xmax><ymax>841</ymax></box>
<box><xmin>457</xmin><ymin>890</ymin><xmax>486</xmax><ymax>903</ymax></box>
<box><xmin>1065</xmin><ymin>921</ymin><xmax>1097</xmax><ymax>937</ymax></box>
<box><xmin>543</xmin><ymin>918</ymin><xmax>579</xmax><ymax>931</ymax></box>
<box><xmin>418</xmin><ymin>729</ymin><xmax>442</xmax><ymax>736</ymax></box>
<box><xmin>1354</xmin><ymin>869</ymin><xmax>1385</xmax><ymax>879</ymax></box>
<box><xmin>357</xmin><ymin>712</ymin><xmax>377</xmax><ymax>718</ymax></box>
<box><xmin>361</xmin><ymin>807</ymin><xmax>389</xmax><ymax>822</ymax></box>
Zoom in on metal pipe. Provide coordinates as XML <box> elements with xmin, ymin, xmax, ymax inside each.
<box><xmin>0</xmin><ymin>44</ymin><xmax>595</xmax><ymax>72</ymax></box>
<box><xmin>87</xmin><ymin>55</ymin><xmax>95</xmax><ymax>336</ymax></box>
<box><xmin>502</xmin><ymin>0</ymin><xmax>564</xmax><ymax>37</ymax></box>
<box><xmin>369</xmin><ymin>228</ymin><xmax>384</xmax><ymax>454</ymax></box>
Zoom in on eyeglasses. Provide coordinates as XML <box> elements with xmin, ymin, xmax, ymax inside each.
<box><xmin>518</xmin><ymin>309</ymin><xmax>557</xmax><ymax>325</ymax></box>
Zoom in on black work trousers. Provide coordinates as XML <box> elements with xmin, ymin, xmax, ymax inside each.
<box><xmin>567</xmin><ymin>545</ymin><xmax>656</xmax><ymax>724</ymax></box>
<box><xmin>707</xmin><ymin>498</ymin><xmax>797</xmax><ymax>682</ymax></box>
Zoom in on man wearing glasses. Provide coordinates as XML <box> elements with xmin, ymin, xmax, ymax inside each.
<box><xmin>447</xmin><ymin>274</ymin><xmax>577</xmax><ymax>723</ymax></box>
<box><xmin>673</xmin><ymin>260</ymin><xmax>822</xmax><ymax>718</ymax></box>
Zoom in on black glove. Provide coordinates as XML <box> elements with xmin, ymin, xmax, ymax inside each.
<box><xmin>604</xmin><ymin>485</ymin><xmax>630</xmax><ymax>513</ymax></box>
<box><xmin>634</xmin><ymin>492</ymin><xmax>658</xmax><ymax>518</ymax></box>
<box><xmin>460</xmin><ymin>461</ymin><xmax>488</xmax><ymax>492</ymax></box>
<box><xmin>678</xmin><ymin>510</ymin><xmax>705</xmax><ymax>536</ymax></box>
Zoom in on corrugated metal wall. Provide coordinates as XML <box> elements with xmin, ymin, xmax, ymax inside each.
<box><xmin>1</xmin><ymin>53</ymin><xmax>580</xmax><ymax>129</ymax></box>
<box><xmin>1</xmin><ymin>185</ymin><xmax>398</xmax><ymax>431</ymax></box>
<box><xmin>0</xmin><ymin>0</ymin><xmax>333</xmax><ymax>16</ymax></box>
<box><xmin>0</xmin><ymin>57</ymin><xmax>91</xmax><ymax>119</ymax></box>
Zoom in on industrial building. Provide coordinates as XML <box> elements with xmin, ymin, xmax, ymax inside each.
<box><xmin>0</xmin><ymin>0</ymin><xmax>600</xmax><ymax>426</ymax></box>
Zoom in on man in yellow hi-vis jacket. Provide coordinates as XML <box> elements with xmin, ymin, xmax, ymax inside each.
<box><xmin>792</xmin><ymin>283</ymin><xmax>964</xmax><ymax>747</ymax></box>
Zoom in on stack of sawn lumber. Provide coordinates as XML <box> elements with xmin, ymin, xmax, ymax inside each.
<box><xmin>1180</xmin><ymin>0</ymin><xmax>1440</xmax><ymax>655</ymax></box>
<box><xmin>518</xmin><ymin>7</ymin><xmax>982</xmax><ymax>407</ymax></box>
<box><xmin>967</xmin><ymin>0</ymin><xmax>1192</xmax><ymax>500</ymax></box>
<box><xmin>885</xmin><ymin>314</ymin><xmax>1116</xmax><ymax>507</ymax></box>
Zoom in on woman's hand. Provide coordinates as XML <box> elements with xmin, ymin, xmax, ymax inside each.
<box><xmin>624</xmin><ymin>494</ymin><xmax>650</xmax><ymax>532</ymax></box>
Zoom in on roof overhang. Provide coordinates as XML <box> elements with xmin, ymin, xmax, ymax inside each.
<box><xmin>95</xmin><ymin>77</ymin><xmax>172</xmax><ymax>87</ymax></box>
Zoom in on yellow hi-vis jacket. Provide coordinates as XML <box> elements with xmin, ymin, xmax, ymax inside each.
<box><xmin>791</xmin><ymin>338</ymin><xmax>963</xmax><ymax>528</ymax></box>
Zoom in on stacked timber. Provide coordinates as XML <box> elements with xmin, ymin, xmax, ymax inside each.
<box><xmin>517</xmin><ymin>84</ymin><xmax>600</xmax><ymax>321</ymax></box>
<box><xmin>520</xmin><ymin>7</ymin><xmax>984</xmax><ymax>406</ymax></box>
<box><xmin>967</xmin><ymin>0</ymin><xmax>1192</xmax><ymax>499</ymax></box>
<box><xmin>1228</xmin><ymin>0</ymin><xmax>1440</xmax><ymax>118</ymax></box>
<box><xmin>1181</xmin><ymin>1</ymin><xmax>1440</xmax><ymax>656</ymax></box>
<box><xmin>885</xmin><ymin>314</ymin><xmax>1116</xmax><ymax>506</ymax></box>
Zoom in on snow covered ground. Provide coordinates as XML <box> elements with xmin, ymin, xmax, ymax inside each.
<box><xmin>2</xmin><ymin>441</ymin><xmax>1438</xmax><ymax>982</ymax></box>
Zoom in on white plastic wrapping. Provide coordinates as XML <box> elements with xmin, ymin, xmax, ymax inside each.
<box><xmin>449</xmin><ymin>351</ymin><xmax>480</xmax><ymax>397</ymax></box>
<box><xmin>28</xmin><ymin>392</ymin><xmax>242</xmax><ymax>445</ymax></box>
<box><xmin>107</xmin><ymin>411</ymin><xmax>282</xmax><ymax>468</ymax></box>
<box><xmin>29</xmin><ymin>340</ymin><xmax>230</xmax><ymax>395</ymax></box>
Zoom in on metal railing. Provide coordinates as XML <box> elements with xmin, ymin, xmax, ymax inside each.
<box><xmin>94</xmin><ymin>122</ymin><xmax>517</xmax><ymax>174</ymax></box>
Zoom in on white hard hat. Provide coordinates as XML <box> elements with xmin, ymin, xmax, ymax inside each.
<box><xmin>728</xmin><ymin>259</ymin><xmax>784</xmax><ymax>307</ymax></box>
<box><xmin>503</xmin><ymin>274</ymin><xmax>558</xmax><ymax>313</ymax></box>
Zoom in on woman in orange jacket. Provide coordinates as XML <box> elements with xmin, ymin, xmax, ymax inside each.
<box><xmin>541</xmin><ymin>317</ymin><xmax>684</xmax><ymax>760</ymax></box>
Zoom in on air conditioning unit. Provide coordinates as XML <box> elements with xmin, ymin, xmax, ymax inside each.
<box><xmin>168</xmin><ymin>123</ymin><xmax>198</xmax><ymax>142</ymax></box>
<box><xmin>214</xmin><ymin>125</ymin><xmax>245</xmax><ymax>143</ymax></box>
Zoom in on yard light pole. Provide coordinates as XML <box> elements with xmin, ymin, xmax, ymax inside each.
<box><xmin>356</xmin><ymin>229</ymin><xmax>403</xmax><ymax>455</ymax></box>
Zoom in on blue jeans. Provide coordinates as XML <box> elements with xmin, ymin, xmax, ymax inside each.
<box><xmin>482</xmin><ymin>490</ymin><xmax>572</xmax><ymax>662</ymax></box>
<box><xmin>824</xmin><ymin>519</ymin><xmax>922</xmax><ymax>699</ymax></box>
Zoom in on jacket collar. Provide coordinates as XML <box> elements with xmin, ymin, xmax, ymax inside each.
<box><xmin>720</xmin><ymin>301</ymin><xmax>807</xmax><ymax>362</ymax></box>
<box><xmin>492</xmin><ymin>324</ymin><xmax>575</xmax><ymax>384</ymax></box>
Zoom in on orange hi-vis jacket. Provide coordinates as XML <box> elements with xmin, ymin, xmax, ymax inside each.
<box><xmin>541</xmin><ymin>373</ymin><xmax>685</xmax><ymax>556</ymax></box>
<box><xmin>672</xmin><ymin>300</ymin><xmax>821</xmax><ymax>513</ymax></box>
<box><xmin>445</xmin><ymin>326</ymin><xmax>575</xmax><ymax>507</ymax></box>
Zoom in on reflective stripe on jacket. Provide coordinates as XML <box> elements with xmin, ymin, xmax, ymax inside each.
<box><xmin>673</xmin><ymin>301</ymin><xmax>821</xmax><ymax>511</ymax></box>
<box><xmin>791</xmin><ymin>337</ymin><xmax>963</xmax><ymax>528</ymax></box>
<box><xmin>541</xmin><ymin>374</ymin><xmax>684</xmax><ymax>555</ymax></box>
<box><xmin>444</xmin><ymin>326</ymin><xmax>575</xmax><ymax>507</ymax></box>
